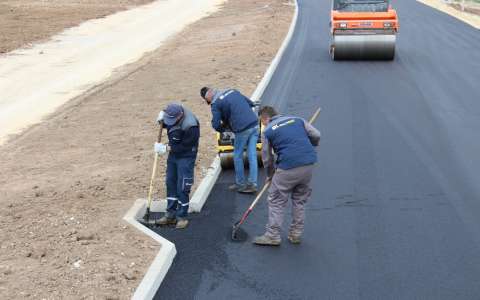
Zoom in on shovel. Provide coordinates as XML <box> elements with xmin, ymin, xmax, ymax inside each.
<box><xmin>143</xmin><ymin>122</ymin><xmax>164</xmax><ymax>225</ymax></box>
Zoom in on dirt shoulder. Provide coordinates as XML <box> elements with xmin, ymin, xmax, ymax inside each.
<box><xmin>449</xmin><ymin>1</ymin><xmax>480</xmax><ymax>16</ymax></box>
<box><xmin>0</xmin><ymin>0</ymin><xmax>154</xmax><ymax>54</ymax></box>
<box><xmin>0</xmin><ymin>0</ymin><xmax>293</xmax><ymax>299</ymax></box>
<box><xmin>417</xmin><ymin>0</ymin><xmax>480</xmax><ymax>28</ymax></box>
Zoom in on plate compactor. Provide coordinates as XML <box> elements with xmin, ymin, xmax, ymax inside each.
<box><xmin>217</xmin><ymin>126</ymin><xmax>263</xmax><ymax>170</ymax></box>
<box><xmin>330</xmin><ymin>0</ymin><xmax>399</xmax><ymax>60</ymax></box>
<box><xmin>217</xmin><ymin>104</ymin><xmax>263</xmax><ymax>170</ymax></box>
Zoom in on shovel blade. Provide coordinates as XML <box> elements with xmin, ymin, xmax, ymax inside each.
<box><xmin>231</xmin><ymin>224</ymin><xmax>248</xmax><ymax>242</ymax></box>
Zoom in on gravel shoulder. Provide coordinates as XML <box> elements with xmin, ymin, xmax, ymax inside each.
<box><xmin>0</xmin><ymin>0</ymin><xmax>293</xmax><ymax>298</ymax></box>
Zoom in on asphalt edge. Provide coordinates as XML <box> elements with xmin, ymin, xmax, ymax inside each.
<box><xmin>416</xmin><ymin>0</ymin><xmax>480</xmax><ymax>29</ymax></box>
<box><xmin>251</xmin><ymin>1</ymin><xmax>299</xmax><ymax>102</ymax></box>
<box><xmin>189</xmin><ymin>156</ymin><xmax>221</xmax><ymax>212</ymax></box>
<box><xmin>124</xmin><ymin>0</ymin><xmax>299</xmax><ymax>298</ymax></box>
<box><xmin>123</xmin><ymin>199</ymin><xmax>176</xmax><ymax>300</ymax></box>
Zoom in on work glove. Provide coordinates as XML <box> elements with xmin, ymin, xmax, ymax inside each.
<box><xmin>154</xmin><ymin>142</ymin><xmax>168</xmax><ymax>155</ymax></box>
<box><xmin>156</xmin><ymin>111</ymin><xmax>165</xmax><ymax>124</ymax></box>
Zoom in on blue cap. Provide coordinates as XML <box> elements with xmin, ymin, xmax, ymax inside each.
<box><xmin>163</xmin><ymin>104</ymin><xmax>184</xmax><ymax>126</ymax></box>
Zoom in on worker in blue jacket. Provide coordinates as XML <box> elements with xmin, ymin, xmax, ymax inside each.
<box><xmin>254</xmin><ymin>106</ymin><xmax>320</xmax><ymax>246</ymax></box>
<box><xmin>155</xmin><ymin>103</ymin><xmax>199</xmax><ymax>229</ymax></box>
<box><xmin>201</xmin><ymin>87</ymin><xmax>259</xmax><ymax>194</ymax></box>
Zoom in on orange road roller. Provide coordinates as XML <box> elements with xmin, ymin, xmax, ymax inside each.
<box><xmin>330</xmin><ymin>0</ymin><xmax>399</xmax><ymax>60</ymax></box>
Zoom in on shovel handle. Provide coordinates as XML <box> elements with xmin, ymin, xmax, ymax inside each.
<box><xmin>157</xmin><ymin>121</ymin><xmax>164</xmax><ymax>143</ymax></box>
<box><xmin>147</xmin><ymin>122</ymin><xmax>164</xmax><ymax>208</ymax></box>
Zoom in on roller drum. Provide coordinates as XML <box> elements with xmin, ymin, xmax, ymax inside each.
<box><xmin>332</xmin><ymin>34</ymin><xmax>396</xmax><ymax>60</ymax></box>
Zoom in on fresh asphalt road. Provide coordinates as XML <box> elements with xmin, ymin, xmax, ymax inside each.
<box><xmin>153</xmin><ymin>0</ymin><xmax>480</xmax><ymax>299</ymax></box>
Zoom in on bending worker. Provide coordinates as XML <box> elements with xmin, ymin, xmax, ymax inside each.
<box><xmin>155</xmin><ymin>103</ymin><xmax>200</xmax><ymax>229</ymax></box>
<box><xmin>200</xmin><ymin>87</ymin><xmax>259</xmax><ymax>194</ymax></box>
<box><xmin>254</xmin><ymin>106</ymin><xmax>320</xmax><ymax>246</ymax></box>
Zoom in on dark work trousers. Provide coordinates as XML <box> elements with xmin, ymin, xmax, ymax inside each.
<box><xmin>166</xmin><ymin>154</ymin><xmax>196</xmax><ymax>219</ymax></box>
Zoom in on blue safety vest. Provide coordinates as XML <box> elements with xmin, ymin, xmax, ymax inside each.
<box><xmin>263</xmin><ymin>115</ymin><xmax>317</xmax><ymax>170</ymax></box>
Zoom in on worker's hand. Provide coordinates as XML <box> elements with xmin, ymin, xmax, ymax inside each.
<box><xmin>154</xmin><ymin>142</ymin><xmax>168</xmax><ymax>155</ymax></box>
<box><xmin>156</xmin><ymin>111</ymin><xmax>165</xmax><ymax>124</ymax></box>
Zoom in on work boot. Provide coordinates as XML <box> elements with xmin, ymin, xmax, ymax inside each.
<box><xmin>238</xmin><ymin>184</ymin><xmax>257</xmax><ymax>194</ymax></box>
<box><xmin>228</xmin><ymin>183</ymin><xmax>245</xmax><ymax>191</ymax></box>
<box><xmin>288</xmin><ymin>234</ymin><xmax>302</xmax><ymax>245</ymax></box>
<box><xmin>156</xmin><ymin>216</ymin><xmax>176</xmax><ymax>226</ymax></box>
<box><xmin>253</xmin><ymin>234</ymin><xmax>281</xmax><ymax>246</ymax></box>
<box><xmin>176</xmin><ymin>218</ymin><xmax>189</xmax><ymax>229</ymax></box>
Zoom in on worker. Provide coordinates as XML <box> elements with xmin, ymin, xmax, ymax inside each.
<box><xmin>155</xmin><ymin>103</ymin><xmax>200</xmax><ymax>229</ymax></box>
<box><xmin>200</xmin><ymin>87</ymin><xmax>259</xmax><ymax>194</ymax></box>
<box><xmin>254</xmin><ymin>106</ymin><xmax>320</xmax><ymax>246</ymax></box>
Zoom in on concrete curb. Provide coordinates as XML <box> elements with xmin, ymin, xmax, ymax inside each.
<box><xmin>251</xmin><ymin>0</ymin><xmax>299</xmax><ymax>102</ymax></box>
<box><xmin>123</xmin><ymin>199</ymin><xmax>176</xmax><ymax>300</ymax></box>
<box><xmin>189</xmin><ymin>156</ymin><xmax>222</xmax><ymax>212</ymax></box>
<box><xmin>417</xmin><ymin>0</ymin><xmax>480</xmax><ymax>29</ymax></box>
<box><xmin>125</xmin><ymin>1</ymin><xmax>299</xmax><ymax>299</ymax></box>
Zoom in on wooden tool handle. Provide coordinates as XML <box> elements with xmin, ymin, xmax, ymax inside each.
<box><xmin>157</xmin><ymin>121</ymin><xmax>164</xmax><ymax>143</ymax></box>
<box><xmin>248</xmin><ymin>181</ymin><xmax>271</xmax><ymax>210</ymax></box>
<box><xmin>147</xmin><ymin>122</ymin><xmax>165</xmax><ymax>208</ymax></box>
<box><xmin>309</xmin><ymin>107</ymin><xmax>321</xmax><ymax>124</ymax></box>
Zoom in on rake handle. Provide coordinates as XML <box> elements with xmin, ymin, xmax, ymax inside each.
<box><xmin>233</xmin><ymin>107</ymin><xmax>321</xmax><ymax>227</ymax></box>
<box><xmin>236</xmin><ymin>181</ymin><xmax>270</xmax><ymax>227</ymax></box>
<box><xmin>309</xmin><ymin>107</ymin><xmax>321</xmax><ymax>124</ymax></box>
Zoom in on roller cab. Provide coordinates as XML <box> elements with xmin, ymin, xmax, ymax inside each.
<box><xmin>330</xmin><ymin>0</ymin><xmax>399</xmax><ymax>60</ymax></box>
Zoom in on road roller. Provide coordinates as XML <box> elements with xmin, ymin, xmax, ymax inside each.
<box><xmin>330</xmin><ymin>0</ymin><xmax>399</xmax><ymax>60</ymax></box>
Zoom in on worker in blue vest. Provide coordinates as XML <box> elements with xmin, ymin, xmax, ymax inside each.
<box><xmin>254</xmin><ymin>106</ymin><xmax>320</xmax><ymax>246</ymax></box>
<box><xmin>200</xmin><ymin>87</ymin><xmax>259</xmax><ymax>194</ymax></box>
<box><xmin>155</xmin><ymin>103</ymin><xmax>200</xmax><ymax>229</ymax></box>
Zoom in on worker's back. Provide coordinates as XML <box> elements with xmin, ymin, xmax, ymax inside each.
<box><xmin>263</xmin><ymin>115</ymin><xmax>317</xmax><ymax>170</ymax></box>
<box><xmin>212</xmin><ymin>89</ymin><xmax>258</xmax><ymax>133</ymax></box>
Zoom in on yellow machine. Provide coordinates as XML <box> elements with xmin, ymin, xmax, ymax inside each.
<box><xmin>217</xmin><ymin>124</ymin><xmax>263</xmax><ymax>170</ymax></box>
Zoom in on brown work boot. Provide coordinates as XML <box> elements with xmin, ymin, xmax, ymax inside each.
<box><xmin>156</xmin><ymin>216</ymin><xmax>176</xmax><ymax>226</ymax></box>
<box><xmin>288</xmin><ymin>234</ymin><xmax>302</xmax><ymax>245</ymax></box>
<box><xmin>253</xmin><ymin>234</ymin><xmax>281</xmax><ymax>246</ymax></box>
<box><xmin>176</xmin><ymin>219</ymin><xmax>189</xmax><ymax>229</ymax></box>
<box><xmin>238</xmin><ymin>184</ymin><xmax>257</xmax><ymax>194</ymax></box>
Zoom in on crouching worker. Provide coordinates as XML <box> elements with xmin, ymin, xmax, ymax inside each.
<box><xmin>155</xmin><ymin>103</ymin><xmax>200</xmax><ymax>229</ymax></box>
<box><xmin>254</xmin><ymin>106</ymin><xmax>320</xmax><ymax>246</ymax></box>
